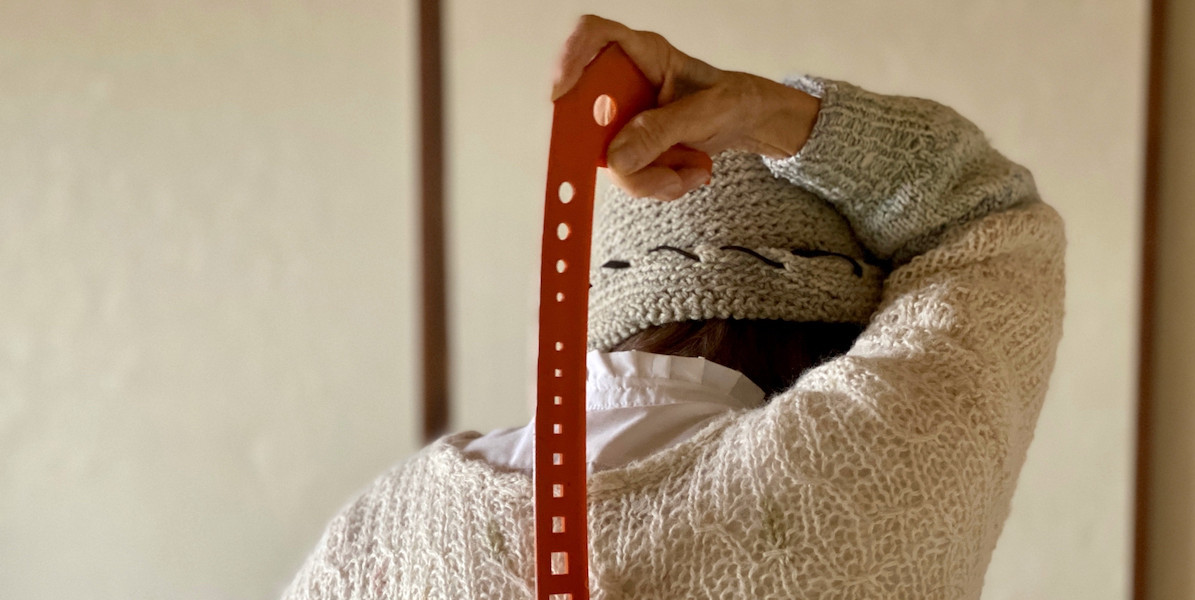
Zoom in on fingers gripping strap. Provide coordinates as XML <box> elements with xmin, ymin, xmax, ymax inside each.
<box><xmin>534</xmin><ymin>43</ymin><xmax>711</xmax><ymax>600</ymax></box>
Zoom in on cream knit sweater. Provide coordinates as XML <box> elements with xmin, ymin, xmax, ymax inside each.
<box><xmin>283</xmin><ymin>76</ymin><xmax>1065</xmax><ymax>600</ymax></box>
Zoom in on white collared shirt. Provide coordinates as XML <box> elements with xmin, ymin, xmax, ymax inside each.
<box><xmin>459</xmin><ymin>350</ymin><xmax>766</xmax><ymax>474</ymax></box>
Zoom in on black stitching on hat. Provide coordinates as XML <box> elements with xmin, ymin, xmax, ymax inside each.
<box><xmin>648</xmin><ymin>245</ymin><xmax>700</xmax><ymax>261</ymax></box>
<box><xmin>720</xmin><ymin>245</ymin><xmax>784</xmax><ymax>269</ymax></box>
<box><xmin>601</xmin><ymin>260</ymin><xmax>631</xmax><ymax>269</ymax></box>
<box><xmin>791</xmin><ymin>248</ymin><xmax>864</xmax><ymax>277</ymax></box>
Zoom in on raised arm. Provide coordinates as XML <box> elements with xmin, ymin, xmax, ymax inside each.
<box><xmin>749</xmin><ymin>76</ymin><xmax>1064</xmax><ymax>596</ymax></box>
<box><xmin>762</xmin><ymin>75</ymin><xmax>1040</xmax><ymax>264</ymax></box>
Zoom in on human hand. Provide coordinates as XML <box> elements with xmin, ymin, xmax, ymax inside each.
<box><xmin>552</xmin><ymin>15</ymin><xmax>821</xmax><ymax>200</ymax></box>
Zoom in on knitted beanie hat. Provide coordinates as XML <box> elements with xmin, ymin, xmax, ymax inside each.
<box><xmin>587</xmin><ymin>150</ymin><xmax>885</xmax><ymax>351</ymax></box>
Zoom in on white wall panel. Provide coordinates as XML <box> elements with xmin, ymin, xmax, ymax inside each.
<box><xmin>0</xmin><ymin>2</ymin><xmax>419</xmax><ymax>597</ymax></box>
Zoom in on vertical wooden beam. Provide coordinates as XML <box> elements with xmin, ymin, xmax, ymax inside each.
<box><xmin>419</xmin><ymin>0</ymin><xmax>449</xmax><ymax>444</ymax></box>
<box><xmin>1134</xmin><ymin>0</ymin><xmax>1166</xmax><ymax>597</ymax></box>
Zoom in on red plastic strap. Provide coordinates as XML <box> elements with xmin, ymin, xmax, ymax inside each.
<box><xmin>533</xmin><ymin>44</ymin><xmax>711</xmax><ymax>600</ymax></box>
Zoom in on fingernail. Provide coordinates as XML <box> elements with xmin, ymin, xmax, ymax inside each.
<box><xmin>682</xmin><ymin>169</ymin><xmax>710</xmax><ymax>190</ymax></box>
<box><xmin>657</xmin><ymin>181</ymin><xmax>685</xmax><ymax>201</ymax></box>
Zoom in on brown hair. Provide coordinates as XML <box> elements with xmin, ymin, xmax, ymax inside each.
<box><xmin>608</xmin><ymin>319</ymin><xmax>864</xmax><ymax>398</ymax></box>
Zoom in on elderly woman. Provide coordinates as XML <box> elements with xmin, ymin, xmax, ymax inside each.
<box><xmin>284</xmin><ymin>15</ymin><xmax>1064</xmax><ymax>600</ymax></box>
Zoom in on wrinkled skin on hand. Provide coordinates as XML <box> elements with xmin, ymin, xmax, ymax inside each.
<box><xmin>551</xmin><ymin>14</ymin><xmax>821</xmax><ymax>200</ymax></box>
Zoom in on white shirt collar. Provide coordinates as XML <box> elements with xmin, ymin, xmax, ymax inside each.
<box><xmin>585</xmin><ymin>350</ymin><xmax>765</xmax><ymax>412</ymax></box>
<box><xmin>457</xmin><ymin>350</ymin><xmax>767</xmax><ymax>474</ymax></box>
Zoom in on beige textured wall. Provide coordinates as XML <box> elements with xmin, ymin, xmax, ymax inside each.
<box><xmin>446</xmin><ymin>2</ymin><xmax>1147</xmax><ymax>599</ymax></box>
<box><xmin>1147</xmin><ymin>0</ymin><xmax>1195</xmax><ymax>597</ymax></box>
<box><xmin>0</xmin><ymin>1</ymin><xmax>418</xmax><ymax>598</ymax></box>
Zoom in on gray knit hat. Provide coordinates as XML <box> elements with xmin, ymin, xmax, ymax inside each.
<box><xmin>587</xmin><ymin>150</ymin><xmax>885</xmax><ymax>351</ymax></box>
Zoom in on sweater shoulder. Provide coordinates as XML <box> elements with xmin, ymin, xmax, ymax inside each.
<box><xmin>281</xmin><ymin>434</ymin><xmax>538</xmax><ymax>600</ymax></box>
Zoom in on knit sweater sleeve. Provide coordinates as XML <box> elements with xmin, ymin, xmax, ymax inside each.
<box><xmin>762</xmin><ymin>76</ymin><xmax>1039</xmax><ymax>265</ymax></box>
<box><xmin>752</xmin><ymin>77</ymin><xmax>1065</xmax><ymax>597</ymax></box>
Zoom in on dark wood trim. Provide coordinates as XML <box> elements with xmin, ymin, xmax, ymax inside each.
<box><xmin>1134</xmin><ymin>0</ymin><xmax>1166</xmax><ymax>597</ymax></box>
<box><xmin>418</xmin><ymin>0</ymin><xmax>449</xmax><ymax>444</ymax></box>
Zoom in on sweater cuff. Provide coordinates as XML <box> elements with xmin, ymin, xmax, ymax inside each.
<box><xmin>761</xmin><ymin>75</ymin><xmax>903</xmax><ymax>259</ymax></box>
<box><xmin>762</xmin><ymin>76</ymin><xmax>1040</xmax><ymax>265</ymax></box>
<box><xmin>758</xmin><ymin>77</ymin><xmax>865</xmax><ymax>195</ymax></box>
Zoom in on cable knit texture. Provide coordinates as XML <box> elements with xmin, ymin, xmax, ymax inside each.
<box><xmin>282</xmin><ymin>76</ymin><xmax>1065</xmax><ymax>600</ymax></box>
